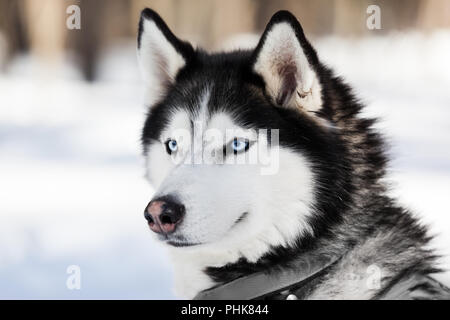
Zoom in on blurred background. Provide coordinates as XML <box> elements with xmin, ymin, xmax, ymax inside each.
<box><xmin>0</xmin><ymin>0</ymin><xmax>449</xmax><ymax>299</ymax></box>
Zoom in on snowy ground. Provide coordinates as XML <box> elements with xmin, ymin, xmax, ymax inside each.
<box><xmin>0</xmin><ymin>32</ymin><xmax>449</xmax><ymax>299</ymax></box>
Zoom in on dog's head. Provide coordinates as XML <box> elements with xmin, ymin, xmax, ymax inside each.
<box><xmin>138</xmin><ymin>9</ymin><xmax>353</xmax><ymax>258</ymax></box>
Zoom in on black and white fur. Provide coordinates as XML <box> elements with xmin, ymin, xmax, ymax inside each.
<box><xmin>137</xmin><ymin>8</ymin><xmax>449</xmax><ymax>299</ymax></box>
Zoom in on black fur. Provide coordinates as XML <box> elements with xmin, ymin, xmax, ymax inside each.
<box><xmin>138</xmin><ymin>8</ymin><xmax>194</xmax><ymax>61</ymax></box>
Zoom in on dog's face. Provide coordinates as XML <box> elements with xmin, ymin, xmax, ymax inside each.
<box><xmin>138</xmin><ymin>10</ymin><xmax>347</xmax><ymax>254</ymax></box>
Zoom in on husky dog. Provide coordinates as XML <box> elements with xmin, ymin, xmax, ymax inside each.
<box><xmin>137</xmin><ymin>9</ymin><xmax>449</xmax><ymax>299</ymax></box>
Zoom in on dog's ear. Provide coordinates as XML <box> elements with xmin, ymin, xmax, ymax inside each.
<box><xmin>252</xmin><ymin>11</ymin><xmax>322</xmax><ymax>113</ymax></box>
<box><xmin>137</xmin><ymin>8</ymin><xmax>194</xmax><ymax>103</ymax></box>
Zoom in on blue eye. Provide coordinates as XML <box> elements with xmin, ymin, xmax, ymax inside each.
<box><xmin>165</xmin><ymin>139</ymin><xmax>178</xmax><ymax>154</ymax></box>
<box><xmin>231</xmin><ymin>138</ymin><xmax>249</xmax><ymax>153</ymax></box>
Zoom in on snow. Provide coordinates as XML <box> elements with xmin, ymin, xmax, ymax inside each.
<box><xmin>0</xmin><ymin>32</ymin><xmax>449</xmax><ymax>299</ymax></box>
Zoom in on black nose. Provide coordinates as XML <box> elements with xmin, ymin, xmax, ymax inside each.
<box><xmin>144</xmin><ymin>196</ymin><xmax>185</xmax><ymax>234</ymax></box>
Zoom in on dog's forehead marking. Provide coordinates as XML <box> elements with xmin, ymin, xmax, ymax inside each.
<box><xmin>160</xmin><ymin>88</ymin><xmax>210</xmax><ymax>141</ymax></box>
<box><xmin>192</xmin><ymin>88</ymin><xmax>211</xmax><ymax>154</ymax></box>
<box><xmin>162</xmin><ymin>87</ymin><xmax>250</xmax><ymax>150</ymax></box>
<box><xmin>207</xmin><ymin>113</ymin><xmax>236</xmax><ymax>134</ymax></box>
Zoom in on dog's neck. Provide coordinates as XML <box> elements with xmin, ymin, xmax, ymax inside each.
<box><xmin>194</xmin><ymin>252</ymin><xmax>343</xmax><ymax>300</ymax></box>
<box><xmin>168</xmin><ymin>249</ymin><xmax>224</xmax><ymax>298</ymax></box>
<box><xmin>167</xmin><ymin>231</ymin><xmax>333</xmax><ymax>299</ymax></box>
<box><xmin>167</xmin><ymin>238</ymin><xmax>281</xmax><ymax>298</ymax></box>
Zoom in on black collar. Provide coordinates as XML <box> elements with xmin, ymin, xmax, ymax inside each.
<box><xmin>194</xmin><ymin>254</ymin><xmax>342</xmax><ymax>300</ymax></box>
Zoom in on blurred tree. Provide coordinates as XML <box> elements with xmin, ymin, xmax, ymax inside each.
<box><xmin>0</xmin><ymin>0</ymin><xmax>28</xmax><ymax>64</ymax></box>
<box><xmin>66</xmin><ymin>0</ymin><xmax>104</xmax><ymax>81</ymax></box>
<box><xmin>24</xmin><ymin>0</ymin><xmax>65</xmax><ymax>63</ymax></box>
<box><xmin>418</xmin><ymin>0</ymin><xmax>450</xmax><ymax>30</ymax></box>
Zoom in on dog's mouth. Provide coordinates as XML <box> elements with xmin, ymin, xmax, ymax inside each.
<box><xmin>166</xmin><ymin>240</ymin><xmax>200</xmax><ymax>247</ymax></box>
<box><xmin>234</xmin><ymin>212</ymin><xmax>249</xmax><ymax>225</ymax></box>
<box><xmin>154</xmin><ymin>212</ymin><xmax>250</xmax><ymax>247</ymax></box>
<box><xmin>157</xmin><ymin>234</ymin><xmax>201</xmax><ymax>247</ymax></box>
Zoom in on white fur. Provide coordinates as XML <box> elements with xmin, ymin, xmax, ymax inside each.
<box><xmin>137</xmin><ymin>19</ymin><xmax>186</xmax><ymax>105</ymax></box>
<box><xmin>146</xmin><ymin>104</ymin><xmax>316</xmax><ymax>298</ymax></box>
<box><xmin>253</xmin><ymin>22</ymin><xmax>322</xmax><ymax>112</ymax></box>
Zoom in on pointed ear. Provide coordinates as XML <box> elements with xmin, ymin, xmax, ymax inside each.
<box><xmin>252</xmin><ymin>11</ymin><xmax>322</xmax><ymax>113</ymax></box>
<box><xmin>137</xmin><ymin>8</ymin><xmax>194</xmax><ymax>103</ymax></box>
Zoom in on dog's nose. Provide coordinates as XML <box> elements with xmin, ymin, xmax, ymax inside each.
<box><xmin>144</xmin><ymin>197</ymin><xmax>185</xmax><ymax>234</ymax></box>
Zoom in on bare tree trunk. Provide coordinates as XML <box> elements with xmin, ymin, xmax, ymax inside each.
<box><xmin>66</xmin><ymin>0</ymin><xmax>103</xmax><ymax>81</ymax></box>
<box><xmin>417</xmin><ymin>0</ymin><xmax>450</xmax><ymax>30</ymax></box>
<box><xmin>0</xmin><ymin>0</ymin><xmax>29</xmax><ymax>70</ymax></box>
<box><xmin>23</xmin><ymin>0</ymin><xmax>65</xmax><ymax>63</ymax></box>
